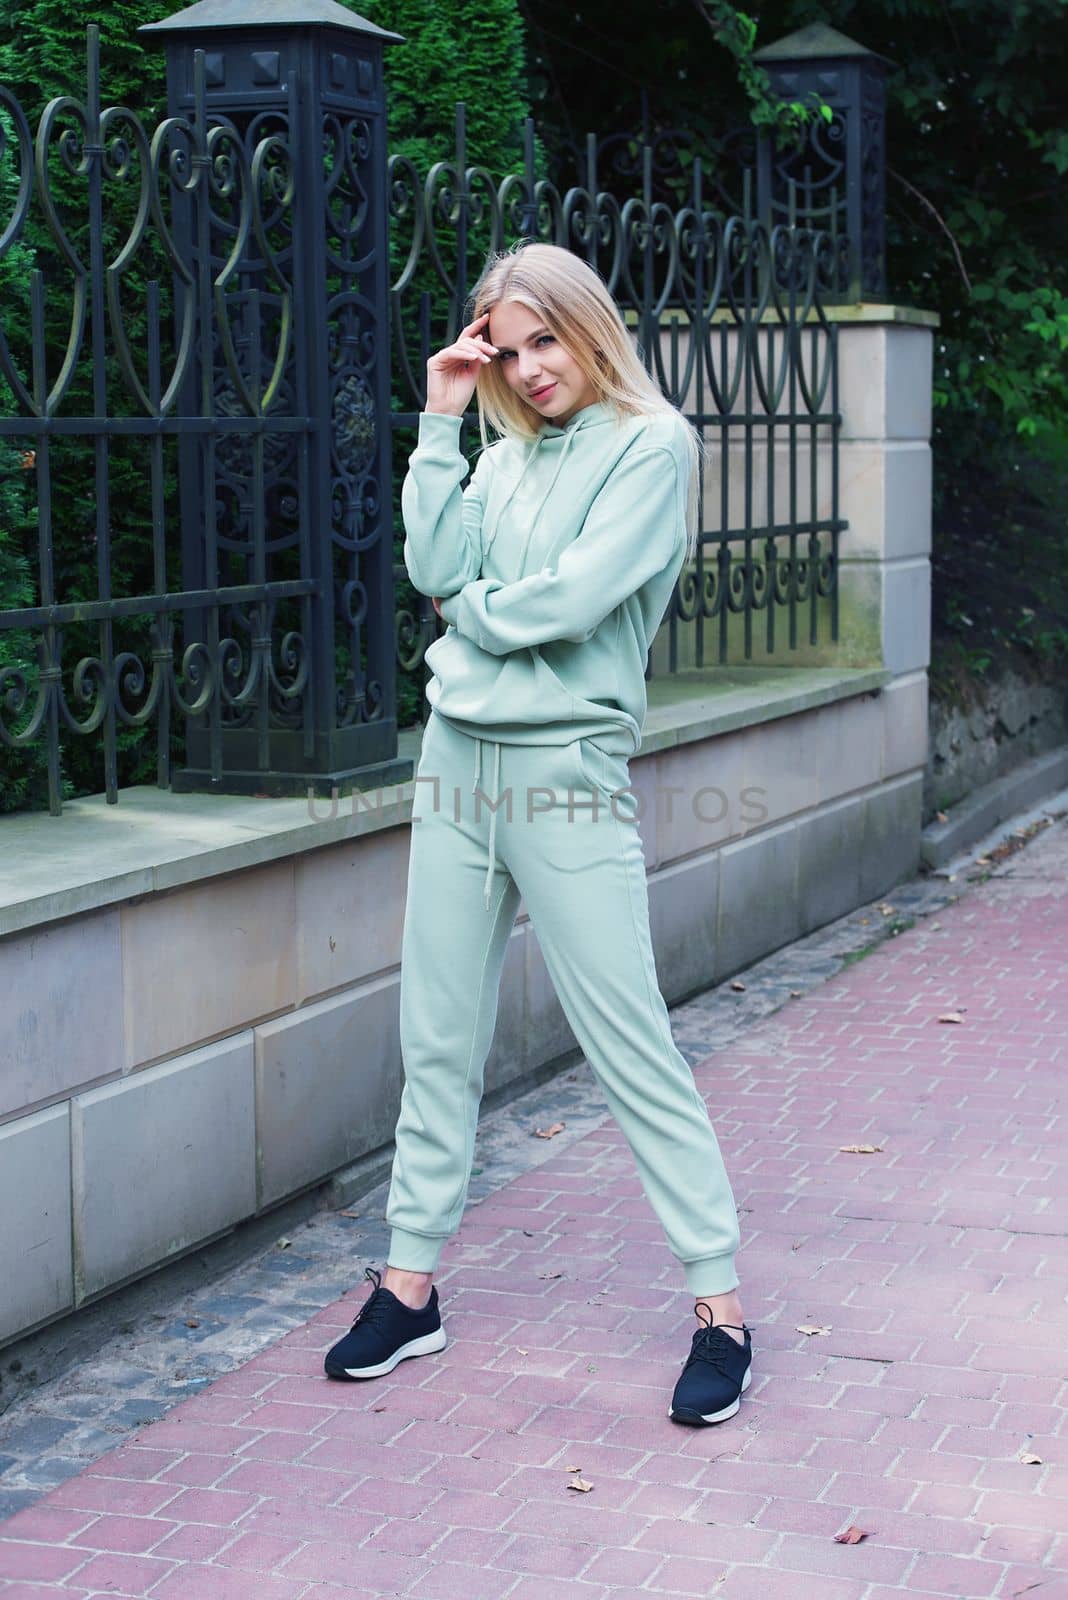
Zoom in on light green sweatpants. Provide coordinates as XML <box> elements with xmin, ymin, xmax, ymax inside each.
<box><xmin>385</xmin><ymin>708</ymin><xmax>742</xmax><ymax>1297</ymax></box>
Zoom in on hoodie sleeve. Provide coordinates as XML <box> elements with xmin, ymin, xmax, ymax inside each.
<box><xmin>437</xmin><ymin>442</ymin><xmax>686</xmax><ymax>654</ymax></box>
<box><xmin>401</xmin><ymin>411</ymin><xmax>487</xmax><ymax>598</ymax></box>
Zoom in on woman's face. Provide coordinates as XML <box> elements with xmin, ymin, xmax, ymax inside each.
<box><xmin>487</xmin><ymin>299</ymin><xmax>599</xmax><ymax>426</ymax></box>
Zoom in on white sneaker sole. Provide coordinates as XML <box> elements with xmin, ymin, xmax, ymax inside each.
<box><xmin>332</xmin><ymin>1326</ymin><xmax>447</xmax><ymax>1381</ymax></box>
<box><xmin>668</xmin><ymin>1363</ymin><xmax>752</xmax><ymax>1425</ymax></box>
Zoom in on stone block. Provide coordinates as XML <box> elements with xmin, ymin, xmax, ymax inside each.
<box><xmin>716</xmin><ymin>818</ymin><xmax>800</xmax><ymax>978</ymax></box>
<box><xmin>796</xmin><ymin>794</ymin><xmax>866</xmax><ymax>934</ymax></box>
<box><xmin>885</xmin><ymin>325</ymin><xmax>934</xmax><ymax>441</ymax></box>
<box><xmin>295</xmin><ymin>825</ymin><xmax>410</xmax><ymax>1004</ymax></box>
<box><xmin>860</xmin><ymin>776</ymin><xmax>923</xmax><ymax>902</ymax></box>
<box><xmin>72</xmin><ymin>1035</ymin><xmax>256</xmax><ymax>1302</ymax></box>
<box><xmin>814</xmin><ymin>692</ymin><xmax>885</xmax><ymax>805</ymax></box>
<box><xmin>882</xmin><ymin>671</ymin><xmax>929</xmax><ymax>780</ymax></box>
<box><xmin>255</xmin><ymin>978</ymin><xmax>402</xmax><ymax>1209</ymax></box>
<box><xmin>828</xmin><ymin>558</ymin><xmax>885</xmax><ymax>668</ymax></box>
<box><xmin>837</xmin><ymin>324</ymin><xmax>934</xmax><ymax>442</ymax></box>
<box><xmin>654</xmin><ymin>736</ymin><xmax>746</xmax><ymax>865</ymax></box>
<box><xmin>122</xmin><ymin>863</ymin><xmax>296</xmax><ymax>1069</ymax></box>
<box><xmin>736</xmin><ymin>713</ymin><xmax>820</xmax><ymax>828</ymax></box>
<box><xmin>0</xmin><ymin>911</ymin><xmax>122</xmax><ymax>1119</ymax></box>
<box><xmin>0</xmin><ymin>1105</ymin><xmax>73</xmax><ymax>1344</ymax></box>
<box><xmin>839</xmin><ymin>441</ymin><xmax>932</xmax><ymax>561</ymax></box>
<box><xmin>837</xmin><ymin>324</ymin><xmax>888</xmax><ymax>440</ymax></box>
<box><xmin>882</xmin><ymin>559</ymin><xmax>931</xmax><ymax>675</ymax></box>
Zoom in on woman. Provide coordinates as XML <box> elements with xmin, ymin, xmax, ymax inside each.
<box><xmin>324</xmin><ymin>242</ymin><xmax>751</xmax><ymax>1426</ymax></box>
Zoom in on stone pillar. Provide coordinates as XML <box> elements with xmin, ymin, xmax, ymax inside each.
<box><xmin>833</xmin><ymin>308</ymin><xmax>935</xmax><ymax>682</ymax></box>
<box><xmin>653</xmin><ymin>306</ymin><xmax>935</xmax><ymax>691</ymax></box>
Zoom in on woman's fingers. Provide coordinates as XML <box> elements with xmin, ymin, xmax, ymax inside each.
<box><xmin>432</xmin><ymin>338</ymin><xmax>494</xmax><ymax>370</ymax></box>
<box><xmin>460</xmin><ymin>310</ymin><xmax>492</xmax><ymax>340</ymax></box>
<box><xmin>458</xmin><ymin>314</ymin><xmax>498</xmax><ymax>351</ymax></box>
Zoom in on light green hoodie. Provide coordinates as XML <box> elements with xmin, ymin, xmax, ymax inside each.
<box><xmin>402</xmin><ymin>399</ymin><xmax>692</xmax><ymax>759</ymax></box>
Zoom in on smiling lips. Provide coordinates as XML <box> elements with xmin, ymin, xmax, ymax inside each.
<box><xmin>528</xmin><ymin>382</ymin><xmax>557</xmax><ymax>401</ymax></box>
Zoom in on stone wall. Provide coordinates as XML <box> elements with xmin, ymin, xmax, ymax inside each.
<box><xmin>925</xmin><ymin>669</ymin><xmax>1068</xmax><ymax>821</ymax></box>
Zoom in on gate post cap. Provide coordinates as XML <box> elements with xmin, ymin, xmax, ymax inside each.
<box><xmin>753</xmin><ymin>22</ymin><xmax>893</xmax><ymax>70</ymax></box>
<box><xmin>139</xmin><ymin>0</ymin><xmax>403</xmax><ymax>44</ymax></box>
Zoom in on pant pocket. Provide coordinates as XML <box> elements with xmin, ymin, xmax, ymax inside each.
<box><xmin>576</xmin><ymin>736</ymin><xmax>634</xmax><ymax>812</ymax></box>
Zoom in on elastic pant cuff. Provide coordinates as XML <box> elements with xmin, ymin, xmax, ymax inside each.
<box><xmin>682</xmin><ymin>1254</ymin><xmax>740</xmax><ymax>1298</ymax></box>
<box><xmin>387</xmin><ymin>1227</ymin><xmax>448</xmax><ymax>1275</ymax></box>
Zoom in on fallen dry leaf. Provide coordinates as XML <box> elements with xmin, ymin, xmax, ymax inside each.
<box><xmin>567</xmin><ymin>1476</ymin><xmax>594</xmax><ymax>1493</ymax></box>
<box><xmin>276</xmin><ymin>1236</ymin><xmax>292</xmax><ymax>1249</ymax></box>
<box><xmin>936</xmin><ymin>810</ymin><xmax>948</xmax><ymax>823</ymax></box>
<box><xmin>514</xmin><ymin>1348</ymin><xmax>528</xmax><ymax>1356</ymax></box>
<box><xmin>789</xmin><ymin>989</ymin><xmax>802</xmax><ymax>998</ymax></box>
<box><xmin>730</xmin><ymin>980</ymin><xmax>746</xmax><ymax>992</ymax></box>
<box><xmin>839</xmin><ymin>1143</ymin><xmax>883</xmax><ymax>1154</ymax></box>
<box><xmin>534</xmin><ymin>1121</ymin><xmax>566</xmax><ymax>1139</ymax></box>
<box><xmin>1019</xmin><ymin>1452</ymin><xmax>1043</xmax><ymax>1465</ymax></box>
<box><xmin>184</xmin><ymin>1319</ymin><xmax>200</xmax><ymax>1329</ymax></box>
<box><xmin>565</xmin><ymin>1463</ymin><xmax>583</xmax><ymax>1473</ymax></box>
<box><xmin>938</xmin><ymin>1012</ymin><xmax>964</xmax><ymax>1025</ymax></box>
<box><xmin>797</xmin><ymin>1324</ymin><xmax>832</xmax><ymax>1337</ymax></box>
<box><xmin>834</xmin><ymin>1525</ymin><xmax>871</xmax><ymax>1545</ymax></box>
<box><xmin>338</xmin><ymin>1210</ymin><xmax>361</xmax><ymax>1219</ymax></box>
<box><xmin>878</xmin><ymin>903</ymin><xmax>894</xmax><ymax>916</ymax></box>
<box><xmin>538</xmin><ymin>1270</ymin><xmax>564</xmax><ymax>1280</ymax></box>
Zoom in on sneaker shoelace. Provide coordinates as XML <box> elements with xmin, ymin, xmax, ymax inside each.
<box><xmin>347</xmin><ymin>1266</ymin><xmax>396</xmax><ymax>1332</ymax></box>
<box><xmin>683</xmin><ymin>1309</ymin><xmax>748</xmax><ymax>1377</ymax></box>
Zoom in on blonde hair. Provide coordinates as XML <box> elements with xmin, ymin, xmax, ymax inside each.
<box><xmin>467</xmin><ymin>241</ymin><xmax>702</xmax><ymax>566</ymax></box>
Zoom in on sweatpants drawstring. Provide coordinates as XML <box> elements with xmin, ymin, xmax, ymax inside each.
<box><xmin>472</xmin><ymin>736</ymin><xmax>503</xmax><ymax>911</ymax></box>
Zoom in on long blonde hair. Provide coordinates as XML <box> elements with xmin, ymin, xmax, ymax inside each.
<box><xmin>466</xmin><ymin>241</ymin><xmax>702</xmax><ymax>566</ymax></box>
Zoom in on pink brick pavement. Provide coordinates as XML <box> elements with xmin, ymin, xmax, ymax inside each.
<box><xmin>2</xmin><ymin>823</ymin><xmax>1067</xmax><ymax>1599</ymax></box>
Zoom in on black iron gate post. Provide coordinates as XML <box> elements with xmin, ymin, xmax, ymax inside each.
<box><xmin>140</xmin><ymin>0</ymin><xmax>409</xmax><ymax>797</ymax></box>
<box><xmin>754</xmin><ymin>23</ymin><xmax>891</xmax><ymax>304</ymax></box>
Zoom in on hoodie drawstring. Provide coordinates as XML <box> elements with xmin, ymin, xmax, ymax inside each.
<box><xmin>472</xmin><ymin>735</ymin><xmax>503</xmax><ymax>911</ymax></box>
<box><xmin>470</xmin><ymin>413</ymin><xmax>590</xmax><ymax>910</ymax></box>
<box><xmin>483</xmin><ymin>413</ymin><xmax>585</xmax><ymax>560</ymax></box>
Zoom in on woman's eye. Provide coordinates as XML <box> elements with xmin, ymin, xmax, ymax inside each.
<box><xmin>535</xmin><ymin>334</ymin><xmax>555</xmax><ymax>347</ymax></box>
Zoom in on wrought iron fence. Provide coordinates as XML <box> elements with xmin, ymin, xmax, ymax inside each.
<box><xmin>0</xmin><ymin>16</ymin><xmax>851</xmax><ymax>816</ymax></box>
<box><xmin>0</xmin><ymin>37</ymin><xmax>315</xmax><ymax>815</ymax></box>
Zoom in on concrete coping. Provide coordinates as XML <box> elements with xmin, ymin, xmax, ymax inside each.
<box><xmin>0</xmin><ymin>663</ymin><xmax>890</xmax><ymax>940</ymax></box>
<box><xmin>632</xmin><ymin>303</ymin><xmax>940</xmax><ymax>330</ymax></box>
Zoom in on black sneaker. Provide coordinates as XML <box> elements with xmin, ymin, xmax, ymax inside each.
<box><xmin>324</xmin><ymin>1266</ymin><xmax>446</xmax><ymax>1381</ymax></box>
<box><xmin>668</xmin><ymin>1310</ymin><xmax>753</xmax><ymax>1425</ymax></box>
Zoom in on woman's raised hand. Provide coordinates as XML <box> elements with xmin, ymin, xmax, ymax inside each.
<box><xmin>425</xmin><ymin>312</ymin><xmax>498</xmax><ymax>417</ymax></box>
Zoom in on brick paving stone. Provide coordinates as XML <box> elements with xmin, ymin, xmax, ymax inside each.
<box><xmin>403</xmin><ymin>1560</ymin><xmax>518</xmax><ymax>1600</ymax></box>
<box><xmin>3</xmin><ymin>814</ymin><xmax>1068</xmax><ymax>1596</ymax></box>
<box><xmin>909</xmin><ymin>1551</ymin><xmax>1008</xmax><ymax>1595</ymax></box>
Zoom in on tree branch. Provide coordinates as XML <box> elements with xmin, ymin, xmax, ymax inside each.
<box><xmin>889</xmin><ymin>165</ymin><xmax>972</xmax><ymax>294</ymax></box>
